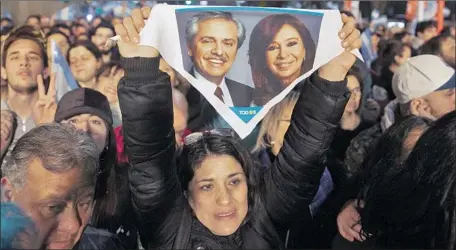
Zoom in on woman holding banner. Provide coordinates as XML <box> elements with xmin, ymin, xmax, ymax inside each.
<box><xmin>115</xmin><ymin>6</ymin><xmax>361</xmax><ymax>249</ymax></box>
<box><xmin>248</xmin><ymin>14</ymin><xmax>316</xmax><ymax>106</ymax></box>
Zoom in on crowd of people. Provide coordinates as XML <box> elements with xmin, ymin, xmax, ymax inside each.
<box><xmin>0</xmin><ymin>3</ymin><xmax>455</xmax><ymax>250</ymax></box>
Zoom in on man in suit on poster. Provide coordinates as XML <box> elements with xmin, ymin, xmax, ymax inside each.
<box><xmin>185</xmin><ymin>11</ymin><xmax>253</xmax><ymax>131</ymax></box>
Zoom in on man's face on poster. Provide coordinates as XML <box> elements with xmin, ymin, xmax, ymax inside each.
<box><xmin>188</xmin><ymin>18</ymin><xmax>239</xmax><ymax>84</ymax></box>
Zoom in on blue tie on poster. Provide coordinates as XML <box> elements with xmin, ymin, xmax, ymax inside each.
<box><xmin>230</xmin><ymin>107</ymin><xmax>263</xmax><ymax>123</ymax></box>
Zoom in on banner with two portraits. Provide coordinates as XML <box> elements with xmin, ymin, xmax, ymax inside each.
<box><xmin>139</xmin><ymin>4</ymin><xmax>360</xmax><ymax>138</ymax></box>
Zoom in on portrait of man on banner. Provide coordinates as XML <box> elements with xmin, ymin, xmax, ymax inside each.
<box><xmin>185</xmin><ymin>11</ymin><xmax>253</xmax><ymax>108</ymax></box>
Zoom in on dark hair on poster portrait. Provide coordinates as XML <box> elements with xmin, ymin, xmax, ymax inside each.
<box><xmin>248</xmin><ymin>14</ymin><xmax>316</xmax><ymax>105</ymax></box>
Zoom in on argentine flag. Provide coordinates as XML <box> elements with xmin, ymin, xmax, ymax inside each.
<box><xmin>50</xmin><ymin>40</ymin><xmax>79</xmax><ymax>101</ymax></box>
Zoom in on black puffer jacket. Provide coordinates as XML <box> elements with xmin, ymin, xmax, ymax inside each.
<box><xmin>118</xmin><ymin>57</ymin><xmax>350</xmax><ymax>249</ymax></box>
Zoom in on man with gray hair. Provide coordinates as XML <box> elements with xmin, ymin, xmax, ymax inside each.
<box><xmin>185</xmin><ymin>11</ymin><xmax>253</xmax><ymax>130</ymax></box>
<box><xmin>1</xmin><ymin>123</ymin><xmax>124</xmax><ymax>249</ymax></box>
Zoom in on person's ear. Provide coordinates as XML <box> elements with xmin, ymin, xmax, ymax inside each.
<box><xmin>1</xmin><ymin>66</ymin><xmax>7</xmax><ymax>81</ymax></box>
<box><xmin>409</xmin><ymin>98</ymin><xmax>422</xmax><ymax>116</ymax></box>
<box><xmin>1</xmin><ymin>177</ymin><xmax>15</xmax><ymax>202</ymax></box>
<box><xmin>410</xmin><ymin>98</ymin><xmax>435</xmax><ymax>120</ymax></box>
<box><xmin>187</xmin><ymin>43</ymin><xmax>193</xmax><ymax>57</ymax></box>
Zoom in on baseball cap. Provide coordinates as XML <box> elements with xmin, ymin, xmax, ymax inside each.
<box><xmin>392</xmin><ymin>55</ymin><xmax>455</xmax><ymax>104</ymax></box>
<box><xmin>55</xmin><ymin>88</ymin><xmax>113</xmax><ymax>126</ymax></box>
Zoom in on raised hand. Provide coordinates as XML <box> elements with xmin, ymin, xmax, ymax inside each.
<box><xmin>319</xmin><ymin>14</ymin><xmax>362</xmax><ymax>82</ymax></box>
<box><xmin>32</xmin><ymin>73</ymin><xmax>57</xmax><ymax>125</ymax></box>
<box><xmin>1</xmin><ymin>110</ymin><xmax>15</xmax><ymax>157</ymax></box>
<box><xmin>113</xmin><ymin>7</ymin><xmax>159</xmax><ymax>58</ymax></box>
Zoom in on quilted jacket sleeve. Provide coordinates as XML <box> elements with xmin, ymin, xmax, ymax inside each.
<box><xmin>263</xmin><ymin>73</ymin><xmax>350</xmax><ymax>229</ymax></box>
<box><xmin>118</xmin><ymin>57</ymin><xmax>181</xmax><ymax>248</ymax></box>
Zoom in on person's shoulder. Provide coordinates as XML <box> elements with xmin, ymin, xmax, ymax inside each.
<box><xmin>353</xmin><ymin>123</ymin><xmax>382</xmax><ymax>142</ymax></box>
<box><xmin>76</xmin><ymin>226</ymin><xmax>126</xmax><ymax>250</ymax></box>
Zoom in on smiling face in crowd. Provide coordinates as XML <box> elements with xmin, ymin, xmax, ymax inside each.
<box><xmin>188</xmin><ymin>18</ymin><xmax>239</xmax><ymax>85</ymax></box>
<box><xmin>266</xmin><ymin>24</ymin><xmax>306</xmax><ymax>86</ymax></box>
<box><xmin>62</xmin><ymin>114</ymin><xmax>108</xmax><ymax>155</ymax></box>
<box><xmin>3</xmin><ymin>158</ymin><xmax>94</xmax><ymax>249</ymax></box>
<box><xmin>188</xmin><ymin>154</ymin><xmax>248</xmax><ymax>236</ymax></box>
<box><xmin>69</xmin><ymin>46</ymin><xmax>101</xmax><ymax>88</ymax></box>
<box><xmin>1</xmin><ymin>39</ymin><xmax>45</xmax><ymax>94</ymax></box>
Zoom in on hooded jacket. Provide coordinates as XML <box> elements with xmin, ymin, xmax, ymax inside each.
<box><xmin>118</xmin><ymin>56</ymin><xmax>350</xmax><ymax>249</ymax></box>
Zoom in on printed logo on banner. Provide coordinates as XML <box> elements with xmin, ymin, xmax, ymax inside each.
<box><xmin>230</xmin><ymin>107</ymin><xmax>263</xmax><ymax>123</ymax></box>
<box><xmin>139</xmin><ymin>4</ymin><xmax>360</xmax><ymax>138</ymax></box>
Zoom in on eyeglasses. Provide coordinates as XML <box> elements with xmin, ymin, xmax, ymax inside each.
<box><xmin>183</xmin><ymin>128</ymin><xmax>238</xmax><ymax>146</ymax></box>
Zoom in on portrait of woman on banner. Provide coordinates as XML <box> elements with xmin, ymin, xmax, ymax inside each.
<box><xmin>249</xmin><ymin>14</ymin><xmax>316</xmax><ymax>106</ymax></box>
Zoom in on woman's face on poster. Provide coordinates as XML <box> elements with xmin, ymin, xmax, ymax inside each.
<box><xmin>265</xmin><ymin>24</ymin><xmax>306</xmax><ymax>86</ymax></box>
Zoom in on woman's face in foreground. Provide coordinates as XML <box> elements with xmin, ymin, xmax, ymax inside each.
<box><xmin>188</xmin><ymin>154</ymin><xmax>248</xmax><ymax>236</ymax></box>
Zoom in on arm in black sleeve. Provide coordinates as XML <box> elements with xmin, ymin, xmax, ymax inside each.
<box><xmin>263</xmin><ymin>73</ymin><xmax>350</xmax><ymax>228</ymax></box>
<box><xmin>118</xmin><ymin>57</ymin><xmax>181</xmax><ymax>247</ymax></box>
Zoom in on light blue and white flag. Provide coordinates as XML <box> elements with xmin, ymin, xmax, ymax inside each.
<box><xmin>50</xmin><ymin>40</ymin><xmax>78</xmax><ymax>101</ymax></box>
<box><xmin>1</xmin><ymin>9</ymin><xmax>12</xmax><ymax>20</ymax></box>
<box><xmin>54</xmin><ymin>5</ymin><xmax>74</xmax><ymax>21</ymax></box>
<box><xmin>102</xmin><ymin>1</ymin><xmax>138</xmax><ymax>17</ymax></box>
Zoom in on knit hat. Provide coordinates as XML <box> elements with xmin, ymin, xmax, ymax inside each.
<box><xmin>392</xmin><ymin>55</ymin><xmax>455</xmax><ymax>104</ymax></box>
<box><xmin>55</xmin><ymin>88</ymin><xmax>113</xmax><ymax>126</ymax></box>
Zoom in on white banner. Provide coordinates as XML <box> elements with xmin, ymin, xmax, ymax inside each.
<box><xmin>139</xmin><ymin>4</ymin><xmax>361</xmax><ymax>138</ymax></box>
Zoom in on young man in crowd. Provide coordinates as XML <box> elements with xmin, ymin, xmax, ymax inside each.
<box><xmin>420</xmin><ymin>34</ymin><xmax>456</xmax><ymax>69</ymax></box>
<box><xmin>345</xmin><ymin>54</ymin><xmax>455</xmax><ymax>173</ymax></box>
<box><xmin>72</xmin><ymin>23</ymin><xmax>88</xmax><ymax>39</ymax></box>
<box><xmin>0</xmin><ymin>25</ymin><xmax>48</xmax><ymax>167</ymax></box>
<box><xmin>90</xmin><ymin>22</ymin><xmax>119</xmax><ymax>63</ymax></box>
<box><xmin>1</xmin><ymin>123</ymin><xmax>124</xmax><ymax>249</ymax></box>
<box><xmin>411</xmin><ymin>20</ymin><xmax>438</xmax><ymax>50</ymax></box>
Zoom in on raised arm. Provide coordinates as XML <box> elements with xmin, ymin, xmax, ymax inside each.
<box><xmin>263</xmin><ymin>14</ymin><xmax>362</xmax><ymax>228</ymax></box>
<box><xmin>115</xmin><ymin>8</ymin><xmax>181</xmax><ymax>248</ymax></box>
